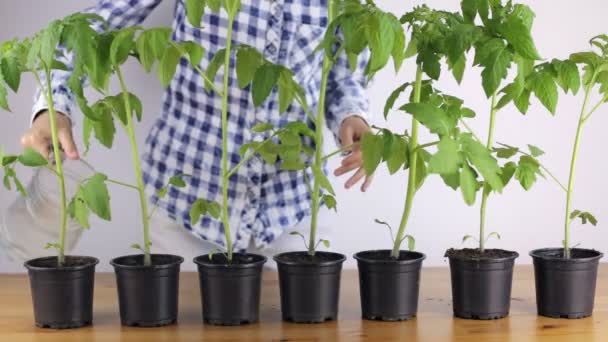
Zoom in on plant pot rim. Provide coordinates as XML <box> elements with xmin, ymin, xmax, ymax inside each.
<box><xmin>273</xmin><ymin>251</ymin><xmax>346</xmax><ymax>267</ymax></box>
<box><xmin>24</xmin><ymin>255</ymin><xmax>99</xmax><ymax>272</ymax></box>
<box><xmin>110</xmin><ymin>254</ymin><xmax>184</xmax><ymax>270</ymax></box>
<box><xmin>445</xmin><ymin>248</ymin><xmax>519</xmax><ymax>263</ymax></box>
<box><xmin>529</xmin><ymin>247</ymin><xmax>603</xmax><ymax>262</ymax></box>
<box><xmin>193</xmin><ymin>252</ymin><xmax>267</xmax><ymax>269</ymax></box>
<box><xmin>353</xmin><ymin>249</ymin><xmax>426</xmax><ymax>265</ymax></box>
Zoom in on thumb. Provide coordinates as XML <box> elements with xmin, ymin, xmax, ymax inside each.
<box><xmin>58</xmin><ymin>128</ymin><xmax>79</xmax><ymax>160</ymax></box>
<box><xmin>339</xmin><ymin>124</ymin><xmax>354</xmax><ymax>149</ymax></box>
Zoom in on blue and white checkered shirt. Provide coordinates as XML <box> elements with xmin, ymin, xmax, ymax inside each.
<box><xmin>33</xmin><ymin>0</ymin><xmax>370</xmax><ymax>251</ymax></box>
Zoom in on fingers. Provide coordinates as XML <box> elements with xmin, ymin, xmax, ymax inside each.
<box><xmin>21</xmin><ymin>130</ymin><xmax>50</xmax><ymax>159</ymax></box>
<box><xmin>334</xmin><ymin>155</ymin><xmax>360</xmax><ymax>177</ymax></box>
<box><xmin>339</xmin><ymin>124</ymin><xmax>354</xmax><ymax>149</ymax></box>
<box><xmin>58</xmin><ymin>128</ymin><xmax>79</xmax><ymax>160</ymax></box>
<box><xmin>344</xmin><ymin>168</ymin><xmax>366</xmax><ymax>190</ymax></box>
<box><xmin>361</xmin><ymin>174</ymin><xmax>374</xmax><ymax>192</ymax></box>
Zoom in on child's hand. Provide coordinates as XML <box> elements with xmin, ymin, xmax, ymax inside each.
<box><xmin>21</xmin><ymin>111</ymin><xmax>79</xmax><ymax>160</ymax></box>
<box><xmin>334</xmin><ymin>116</ymin><xmax>373</xmax><ymax>192</ymax></box>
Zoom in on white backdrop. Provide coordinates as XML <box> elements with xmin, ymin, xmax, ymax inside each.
<box><xmin>1</xmin><ymin>0</ymin><xmax>607</xmax><ymax>272</ymax></box>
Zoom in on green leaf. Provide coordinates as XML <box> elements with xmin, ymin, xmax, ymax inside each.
<box><xmin>205</xmin><ymin>48</ymin><xmax>226</xmax><ymax>92</ymax></box>
<box><xmin>570</xmin><ymin>210</ymin><xmax>598</xmax><ymax>226</ymax></box>
<box><xmin>419</xmin><ymin>49</ymin><xmax>441</xmax><ymax>80</ymax></box>
<box><xmin>514</xmin><ymin>88</ymin><xmax>531</xmax><ymax>114</ymax></box>
<box><xmin>570</xmin><ymin>52</ymin><xmax>602</xmax><ymax>67</ymax></box>
<box><xmin>251</xmin><ymin>123</ymin><xmax>274</xmax><ymax>133</ymax></box>
<box><xmin>1</xmin><ymin>56</ymin><xmax>21</xmax><ymax>92</ymax></box>
<box><xmin>0</xmin><ymin>81</ymin><xmax>9</xmax><ymax>111</ymax></box>
<box><xmin>252</xmin><ymin>63</ymin><xmax>281</xmax><ymax>107</ymax></box>
<box><xmin>169</xmin><ymin>175</ymin><xmax>187</xmax><ymax>188</ymax></box>
<box><xmin>385</xmin><ymin>136</ymin><xmax>408</xmax><ymax>175</ymax></box>
<box><xmin>361</xmin><ymin>133</ymin><xmax>383</xmax><ymax>175</ymax></box>
<box><xmin>158</xmin><ymin>44</ymin><xmax>181</xmax><ymax>87</ymax></box>
<box><xmin>130</xmin><ymin>243</ymin><xmax>143</xmax><ymax>250</ymax></box>
<box><xmin>429</xmin><ymin>137</ymin><xmax>461</xmax><ymax>175</ymax></box>
<box><xmin>414</xmin><ymin>150</ymin><xmax>427</xmax><ymax>191</ymax></box>
<box><xmin>460</xmin><ymin>134</ymin><xmax>503</xmax><ymax>192</ymax></box>
<box><xmin>82</xmin><ymin>173</ymin><xmax>112</xmax><ymax>221</ymax></box>
<box><xmin>18</xmin><ymin>148</ymin><xmax>48</xmax><ymax>167</ymax></box>
<box><xmin>384</xmin><ymin>82</ymin><xmax>410</xmax><ymax>119</ymax></box>
<box><xmin>190</xmin><ymin>199</ymin><xmax>206</xmax><ymax>225</ymax></box>
<box><xmin>320</xmin><ymin>239</ymin><xmax>331</xmax><ymax>248</ymax></box>
<box><xmin>498</xmin><ymin>15</ymin><xmax>541</xmax><ymax>60</ymax></box>
<box><xmin>527</xmin><ymin>144</ymin><xmax>544</xmax><ymax>157</ymax></box>
<box><xmin>514</xmin><ymin>155</ymin><xmax>540</xmax><ymax>190</ymax></box>
<box><xmin>406</xmin><ymin>235</ymin><xmax>415</xmax><ymax>251</ymax></box>
<box><xmin>479</xmin><ymin>42</ymin><xmax>513</xmax><ymax>97</ymax></box>
<box><xmin>553</xmin><ymin>59</ymin><xmax>581</xmax><ymax>94</ymax></box>
<box><xmin>528</xmin><ymin>71</ymin><xmax>558</xmax><ymax>114</ymax></box>
<box><xmin>68</xmin><ymin>189</ymin><xmax>90</xmax><ymax>229</ymax></box>
<box><xmin>180</xmin><ymin>41</ymin><xmax>205</xmax><ymax>67</ymax></box>
<box><xmin>236</xmin><ymin>46</ymin><xmax>264</xmax><ymax>89</ymax></box>
<box><xmin>450</xmin><ymin>55</ymin><xmax>466</xmax><ymax>84</ymax></box>
<box><xmin>486</xmin><ymin>231</ymin><xmax>501</xmax><ymax>241</ymax></box>
<box><xmin>441</xmin><ymin>172</ymin><xmax>460</xmax><ymax>190</ymax></box>
<box><xmin>207</xmin><ymin>201</ymin><xmax>221</xmax><ymax>219</ymax></box>
<box><xmin>462</xmin><ymin>235</ymin><xmax>475</xmax><ymax>244</ymax></box>
<box><xmin>313</xmin><ymin>165</ymin><xmax>335</xmax><ymax>196</ymax></box>
<box><xmin>401</xmin><ymin>103</ymin><xmax>453</xmax><ymax>136</ymax></box>
<box><xmin>40</xmin><ymin>20</ymin><xmax>63</xmax><ymax>67</ymax></box>
<box><xmin>186</xmin><ymin>0</ymin><xmax>205</xmax><ymax>28</ymax></box>
<box><xmin>136</xmin><ymin>28</ymin><xmax>172</xmax><ymax>72</ymax></box>
<box><xmin>461</xmin><ymin>0</ymin><xmax>478</xmax><ymax>23</ymax></box>
<box><xmin>323</xmin><ymin>195</ymin><xmax>337</xmax><ymax>212</ymax></box>
<box><xmin>500</xmin><ymin>161</ymin><xmax>517</xmax><ymax>186</ymax></box>
<box><xmin>158</xmin><ymin>186</ymin><xmax>169</xmax><ymax>199</ymax></box>
<box><xmin>460</xmin><ymin>162</ymin><xmax>477</xmax><ymax>206</ymax></box>
<box><xmin>366</xmin><ymin>12</ymin><xmax>395</xmax><ymax>73</ymax></box>
<box><xmin>110</xmin><ymin>27</ymin><xmax>138</xmax><ymax>65</ymax></box>
<box><xmin>494</xmin><ymin>145</ymin><xmax>518</xmax><ymax>159</ymax></box>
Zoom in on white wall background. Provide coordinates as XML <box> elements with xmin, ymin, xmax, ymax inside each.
<box><xmin>1</xmin><ymin>0</ymin><xmax>607</xmax><ymax>272</ymax></box>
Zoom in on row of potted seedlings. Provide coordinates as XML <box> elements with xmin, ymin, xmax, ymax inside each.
<box><xmin>0</xmin><ymin>0</ymin><xmax>605</xmax><ymax>328</ymax></box>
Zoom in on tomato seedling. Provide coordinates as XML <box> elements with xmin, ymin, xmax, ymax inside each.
<box><xmin>0</xmin><ymin>14</ymin><xmax>116</xmax><ymax>266</ymax></box>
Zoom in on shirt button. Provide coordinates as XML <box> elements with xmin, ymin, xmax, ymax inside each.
<box><xmin>267</xmin><ymin>44</ymin><xmax>277</xmax><ymax>55</ymax></box>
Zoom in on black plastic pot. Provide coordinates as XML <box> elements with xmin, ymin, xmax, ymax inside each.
<box><xmin>110</xmin><ymin>254</ymin><xmax>184</xmax><ymax>327</ymax></box>
<box><xmin>530</xmin><ymin>248</ymin><xmax>603</xmax><ymax>319</ymax></box>
<box><xmin>194</xmin><ymin>253</ymin><xmax>267</xmax><ymax>326</ymax></box>
<box><xmin>274</xmin><ymin>251</ymin><xmax>346</xmax><ymax>323</ymax></box>
<box><xmin>24</xmin><ymin>256</ymin><xmax>99</xmax><ymax>329</ymax></box>
<box><xmin>354</xmin><ymin>250</ymin><xmax>425</xmax><ymax>321</ymax></box>
<box><xmin>445</xmin><ymin>248</ymin><xmax>518</xmax><ymax>320</ymax></box>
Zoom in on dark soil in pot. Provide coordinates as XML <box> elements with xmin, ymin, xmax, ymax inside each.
<box><xmin>194</xmin><ymin>253</ymin><xmax>267</xmax><ymax>326</ymax></box>
<box><xmin>110</xmin><ymin>254</ymin><xmax>184</xmax><ymax>327</ymax></box>
<box><xmin>530</xmin><ymin>248</ymin><xmax>603</xmax><ymax>319</ymax></box>
<box><xmin>25</xmin><ymin>255</ymin><xmax>99</xmax><ymax>329</ymax></box>
<box><xmin>274</xmin><ymin>251</ymin><xmax>346</xmax><ymax>323</ymax></box>
<box><xmin>354</xmin><ymin>250</ymin><xmax>425</xmax><ymax>321</ymax></box>
<box><xmin>445</xmin><ymin>248</ymin><xmax>518</xmax><ymax>320</ymax></box>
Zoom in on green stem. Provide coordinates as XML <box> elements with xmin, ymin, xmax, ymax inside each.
<box><xmin>40</xmin><ymin>69</ymin><xmax>68</xmax><ymax>267</ymax></box>
<box><xmin>413</xmin><ymin>141</ymin><xmax>439</xmax><ymax>153</ymax></box>
<box><xmin>321</xmin><ymin>142</ymin><xmax>358</xmax><ymax>162</ymax></box>
<box><xmin>564</xmin><ymin>85</ymin><xmax>591</xmax><ymax>259</ymax></box>
<box><xmin>459</xmin><ymin>119</ymin><xmax>483</xmax><ymax>143</ymax></box>
<box><xmin>392</xmin><ymin>64</ymin><xmax>423</xmax><ymax>258</ymax></box>
<box><xmin>221</xmin><ymin>15</ymin><xmax>236</xmax><ymax>262</ymax></box>
<box><xmin>106</xmin><ymin>178</ymin><xmax>140</xmax><ymax>191</ymax></box>
<box><xmin>170</xmin><ymin>41</ymin><xmax>225</xmax><ymax>97</ymax></box>
<box><xmin>309</xmin><ymin>0</ymin><xmax>336</xmax><ymax>256</ymax></box>
<box><xmin>116</xmin><ymin>66</ymin><xmax>152</xmax><ymax>266</ymax></box>
<box><xmin>479</xmin><ymin>93</ymin><xmax>498</xmax><ymax>253</ymax></box>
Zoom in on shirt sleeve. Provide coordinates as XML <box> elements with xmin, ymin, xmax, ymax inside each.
<box><xmin>31</xmin><ymin>0</ymin><xmax>163</xmax><ymax>123</ymax></box>
<box><xmin>324</xmin><ymin>48</ymin><xmax>371</xmax><ymax>145</ymax></box>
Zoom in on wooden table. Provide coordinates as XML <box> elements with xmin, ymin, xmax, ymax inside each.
<box><xmin>1</xmin><ymin>265</ymin><xmax>607</xmax><ymax>341</ymax></box>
